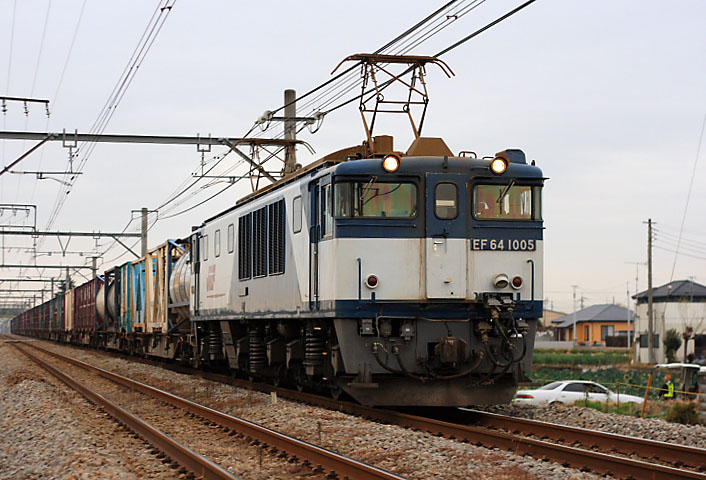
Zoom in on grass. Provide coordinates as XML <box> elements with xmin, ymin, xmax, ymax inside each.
<box><xmin>571</xmin><ymin>398</ymin><xmax>699</xmax><ymax>423</ymax></box>
<box><xmin>572</xmin><ymin>398</ymin><xmax>643</xmax><ymax>416</ymax></box>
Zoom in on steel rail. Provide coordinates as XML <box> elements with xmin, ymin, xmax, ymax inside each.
<box><xmin>27</xmin><ymin>340</ymin><xmax>705</xmax><ymax>480</ymax></box>
<box><xmin>158</xmin><ymin>367</ymin><xmax>706</xmax><ymax>480</ymax></box>
<box><xmin>460</xmin><ymin>409</ymin><xmax>706</xmax><ymax>471</ymax></box>
<box><xmin>24</xmin><ymin>342</ymin><xmax>407</xmax><ymax>480</ymax></box>
<box><xmin>11</xmin><ymin>343</ymin><xmax>239</xmax><ymax>480</ymax></box>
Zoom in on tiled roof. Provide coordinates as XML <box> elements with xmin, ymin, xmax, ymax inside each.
<box><xmin>554</xmin><ymin>304</ymin><xmax>634</xmax><ymax>328</ymax></box>
<box><xmin>633</xmin><ymin>279</ymin><xmax>706</xmax><ymax>302</ymax></box>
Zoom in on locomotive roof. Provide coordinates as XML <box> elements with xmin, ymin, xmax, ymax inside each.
<box><xmin>332</xmin><ymin>155</ymin><xmax>544</xmax><ymax>179</ymax></box>
<box><xmin>202</xmin><ymin>138</ymin><xmax>543</xmax><ymax>225</ymax></box>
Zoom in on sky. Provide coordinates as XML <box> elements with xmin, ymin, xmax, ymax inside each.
<box><xmin>0</xmin><ymin>0</ymin><xmax>705</xmax><ymax>314</ymax></box>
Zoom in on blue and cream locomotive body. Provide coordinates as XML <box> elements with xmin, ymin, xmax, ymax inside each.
<box><xmin>189</xmin><ymin>136</ymin><xmax>544</xmax><ymax>405</ymax></box>
<box><xmin>12</xmin><ymin>136</ymin><xmax>543</xmax><ymax>406</ymax></box>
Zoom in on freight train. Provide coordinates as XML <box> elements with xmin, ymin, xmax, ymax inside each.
<box><xmin>11</xmin><ymin>134</ymin><xmax>544</xmax><ymax>406</ymax></box>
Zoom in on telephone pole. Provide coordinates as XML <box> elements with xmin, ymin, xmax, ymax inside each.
<box><xmin>644</xmin><ymin>219</ymin><xmax>655</xmax><ymax>364</ymax></box>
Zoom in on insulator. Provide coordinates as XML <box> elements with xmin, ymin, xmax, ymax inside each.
<box><xmin>304</xmin><ymin>328</ymin><xmax>326</xmax><ymax>367</ymax></box>
<box><xmin>249</xmin><ymin>327</ymin><xmax>266</xmax><ymax>372</ymax></box>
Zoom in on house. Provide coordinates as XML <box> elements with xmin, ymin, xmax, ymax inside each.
<box><xmin>632</xmin><ymin>279</ymin><xmax>706</xmax><ymax>364</ymax></box>
<box><xmin>541</xmin><ymin>308</ymin><xmax>566</xmax><ymax>328</ymax></box>
<box><xmin>553</xmin><ymin>304</ymin><xmax>634</xmax><ymax>345</ymax></box>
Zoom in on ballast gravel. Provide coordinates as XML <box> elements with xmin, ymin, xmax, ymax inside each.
<box><xmin>480</xmin><ymin>403</ymin><xmax>706</xmax><ymax>449</ymax></box>
<box><xmin>0</xmin><ymin>341</ymin><xmax>181</xmax><ymax>480</ymax></box>
<box><xmin>24</xmin><ymin>340</ymin><xmax>618</xmax><ymax>480</ymax></box>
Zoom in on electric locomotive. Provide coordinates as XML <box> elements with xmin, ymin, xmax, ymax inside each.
<box><xmin>188</xmin><ymin>135</ymin><xmax>543</xmax><ymax>406</ymax></box>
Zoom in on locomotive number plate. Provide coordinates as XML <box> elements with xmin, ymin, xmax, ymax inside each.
<box><xmin>471</xmin><ymin>238</ymin><xmax>536</xmax><ymax>251</ymax></box>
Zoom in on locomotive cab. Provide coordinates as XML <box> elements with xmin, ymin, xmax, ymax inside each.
<box><xmin>307</xmin><ymin>140</ymin><xmax>544</xmax><ymax>405</ymax></box>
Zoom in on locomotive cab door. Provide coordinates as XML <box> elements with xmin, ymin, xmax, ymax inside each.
<box><xmin>191</xmin><ymin>232</ymin><xmax>201</xmax><ymax>317</ymax></box>
<box><xmin>425</xmin><ymin>173</ymin><xmax>467</xmax><ymax>299</ymax></box>
<box><xmin>309</xmin><ymin>175</ymin><xmax>332</xmax><ymax>310</ymax></box>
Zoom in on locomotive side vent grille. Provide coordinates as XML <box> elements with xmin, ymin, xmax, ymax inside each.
<box><xmin>238</xmin><ymin>213</ymin><xmax>252</xmax><ymax>280</ymax></box>
<box><xmin>253</xmin><ymin>206</ymin><xmax>268</xmax><ymax>277</ymax></box>
<box><xmin>268</xmin><ymin>199</ymin><xmax>285</xmax><ymax>275</ymax></box>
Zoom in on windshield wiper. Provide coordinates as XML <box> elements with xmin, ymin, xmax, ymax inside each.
<box><xmin>496</xmin><ymin>179</ymin><xmax>516</xmax><ymax>204</ymax></box>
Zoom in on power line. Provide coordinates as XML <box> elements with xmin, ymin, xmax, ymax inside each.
<box><xmin>656</xmin><ymin>245</ymin><xmax>706</xmax><ymax>262</ymax></box>
<box><xmin>670</xmin><ymin>105</ymin><xmax>706</xmax><ymax>281</ymax></box>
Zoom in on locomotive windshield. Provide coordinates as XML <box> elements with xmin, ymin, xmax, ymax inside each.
<box><xmin>334</xmin><ymin>181</ymin><xmax>417</xmax><ymax>218</ymax></box>
<box><xmin>473</xmin><ymin>184</ymin><xmax>542</xmax><ymax>220</ymax></box>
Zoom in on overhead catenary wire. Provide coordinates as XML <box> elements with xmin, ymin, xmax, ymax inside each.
<box><xmin>1</xmin><ymin>0</ymin><xmax>19</xmax><ymax>198</ymax></box>
<box><xmin>144</xmin><ymin>0</ymin><xmax>537</xmax><ymax>226</ymax></box>
<box><xmin>30</xmin><ymin>0</ymin><xmax>88</xmax><ymax>204</ymax></box>
<box><xmin>96</xmin><ymin>1</ymin><xmax>541</xmax><ymax>265</ymax></box>
<box><xmin>151</xmin><ymin>1</ymin><xmax>473</xmax><ymax>217</ymax></box>
<box><xmin>42</xmin><ymin>0</ymin><xmax>176</xmax><ymax>234</ymax></box>
<box><xmin>268</xmin><ymin>0</ymin><xmax>465</xmax><ymax>118</ymax></box>
<box><xmin>322</xmin><ymin>0</ymin><xmax>539</xmax><ymax>117</ymax></box>
<box><xmin>24</xmin><ymin>0</ymin><xmax>54</xmax><ymax>204</ymax></box>
<box><xmin>669</xmin><ymin>105</ymin><xmax>706</xmax><ymax>282</ymax></box>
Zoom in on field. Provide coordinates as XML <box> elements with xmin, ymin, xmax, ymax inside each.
<box><xmin>532</xmin><ymin>348</ymin><xmax>631</xmax><ymax>366</ymax></box>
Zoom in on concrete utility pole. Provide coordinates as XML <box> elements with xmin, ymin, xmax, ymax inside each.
<box><xmin>141</xmin><ymin>207</ymin><xmax>148</xmax><ymax>257</ymax></box>
<box><xmin>626</xmin><ymin>282</ymin><xmax>631</xmax><ymax>349</ymax></box>
<box><xmin>572</xmin><ymin>285</ymin><xmax>579</xmax><ymax>344</ymax></box>
<box><xmin>283</xmin><ymin>89</ymin><xmax>297</xmax><ymax>175</ymax></box>
<box><xmin>645</xmin><ymin>218</ymin><xmax>655</xmax><ymax>364</ymax></box>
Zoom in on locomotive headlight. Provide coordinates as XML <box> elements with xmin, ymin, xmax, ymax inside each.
<box><xmin>382</xmin><ymin>154</ymin><xmax>401</xmax><ymax>173</ymax></box>
<box><xmin>493</xmin><ymin>273</ymin><xmax>509</xmax><ymax>289</ymax></box>
<box><xmin>490</xmin><ymin>157</ymin><xmax>508</xmax><ymax>175</ymax></box>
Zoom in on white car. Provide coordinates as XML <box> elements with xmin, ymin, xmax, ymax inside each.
<box><xmin>512</xmin><ymin>380</ymin><xmax>644</xmax><ymax>406</ymax></box>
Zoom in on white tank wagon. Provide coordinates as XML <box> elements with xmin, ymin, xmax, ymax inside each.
<box><xmin>187</xmin><ymin>136</ymin><xmax>544</xmax><ymax>406</ymax></box>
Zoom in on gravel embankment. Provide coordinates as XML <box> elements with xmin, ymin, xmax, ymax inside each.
<box><xmin>32</xmin><ymin>340</ymin><xmax>611</xmax><ymax>480</ymax></box>
<box><xmin>0</xmin><ymin>341</ymin><xmax>182</xmax><ymax>480</ymax></box>
<box><xmin>481</xmin><ymin>403</ymin><xmax>706</xmax><ymax>449</ymax></box>
<box><xmin>26</xmin><ymin>346</ymin><xmax>322</xmax><ymax>480</ymax></box>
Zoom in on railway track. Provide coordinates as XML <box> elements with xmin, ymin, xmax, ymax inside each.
<box><xmin>16</xmin><ymin>338</ymin><xmax>706</xmax><ymax>480</ymax></box>
<box><xmin>457</xmin><ymin>408</ymin><xmax>706</xmax><ymax>472</ymax></box>
<box><xmin>13</xmin><ymin>340</ymin><xmax>406</xmax><ymax>480</ymax></box>
<box><xmin>138</xmin><ymin>353</ymin><xmax>705</xmax><ymax>479</ymax></box>
<box><xmin>11</xmin><ymin>341</ymin><xmax>238</xmax><ymax>480</ymax></box>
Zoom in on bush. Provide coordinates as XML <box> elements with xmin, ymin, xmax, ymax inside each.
<box><xmin>665</xmin><ymin>402</ymin><xmax>699</xmax><ymax>425</ymax></box>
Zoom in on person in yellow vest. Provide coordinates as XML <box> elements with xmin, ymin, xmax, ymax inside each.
<box><xmin>660</xmin><ymin>374</ymin><xmax>675</xmax><ymax>400</ymax></box>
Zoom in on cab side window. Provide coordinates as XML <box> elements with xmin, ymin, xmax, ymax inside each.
<box><xmin>321</xmin><ymin>184</ymin><xmax>333</xmax><ymax>238</ymax></box>
<box><xmin>435</xmin><ymin>182</ymin><xmax>458</xmax><ymax>219</ymax></box>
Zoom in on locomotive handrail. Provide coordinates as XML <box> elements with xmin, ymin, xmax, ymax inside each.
<box><xmin>526</xmin><ymin>259</ymin><xmax>535</xmax><ymax>302</ymax></box>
